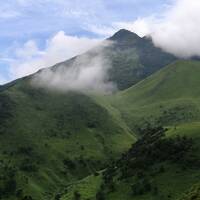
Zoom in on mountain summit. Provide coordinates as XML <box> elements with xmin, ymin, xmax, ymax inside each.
<box><xmin>109</xmin><ymin>29</ymin><xmax>141</xmax><ymax>42</ymax></box>
<box><xmin>48</xmin><ymin>29</ymin><xmax>177</xmax><ymax>90</ymax></box>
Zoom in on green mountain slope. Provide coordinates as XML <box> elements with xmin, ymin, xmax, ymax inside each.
<box><xmin>107</xmin><ymin>29</ymin><xmax>176</xmax><ymax>90</ymax></box>
<box><xmin>0</xmin><ymin>79</ymin><xmax>135</xmax><ymax>200</ymax></box>
<box><xmin>0</xmin><ymin>29</ymin><xmax>176</xmax><ymax>200</ymax></box>
<box><xmin>59</xmin><ymin>60</ymin><xmax>200</xmax><ymax>200</ymax></box>
<box><xmin>111</xmin><ymin>60</ymin><xmax>200</xmax><ymax>132</ymax></box>
<box><xmin>61</xmin><ymin>123</ymin><xmax>200</xmax><ymax>200</ymax></box>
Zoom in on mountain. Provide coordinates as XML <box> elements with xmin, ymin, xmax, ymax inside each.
<box><xmin>61</xmin><ymin>122</ymin><xmax>200</xmax><ymax>200</ymax></box>
<box><xmin>0</xmin><ymin>30</ymin><xmax>199</xmax><ymax>200</ymax></box>
<box><xmin>39</xmin><ymin>29</ymin><xmax>176</xmax><ymax>90</ymax></box>
<box><xmin>60</xmin><ymin>60</ymin><xmax>200</xmax><ymax>200</ymax></box>
<box><xmin>0</xmin><ymin>30</ymin><xmax>176</xmax><ymax>93</ymax></box>
<box><xmin>103</xmin><ymin>29</ymin><xmax>177</xmax><ymax>90</ymax></box>
<box><xmin>110</xmin><ymin>60</ymin><xmax>200</xmax><ymax>132</ymax></box>
<box><xmin>0</xmin><ymin>79</ymin><xmax>135</xmax><ymax>200</ymax></box>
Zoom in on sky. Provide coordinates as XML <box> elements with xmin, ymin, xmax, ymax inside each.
<box><xmin>0</xmin><ymin>0</ymin><xmax>200</xmax><ymax>84</ymax></box>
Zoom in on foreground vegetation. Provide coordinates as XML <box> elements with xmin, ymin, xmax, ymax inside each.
<box><xmin>61</xmin><ymin>123</ymin><xmax>200</xmax><ymax>200</ymax></box>
<box><xmin>0</xmin><ymin>81</ymin><xmax>135</xmax><ymax>200</ymax></box>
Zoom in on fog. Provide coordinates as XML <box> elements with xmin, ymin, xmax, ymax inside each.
<box><xmin>31</xmin><ymin>41</ymin><xmax>116</xmax><ymax>94</ymax></box>
<box><xmin>151</xmin><ymin>0</ymin><xmax>200</xmax><ymax>58</ymax></box>
<box><xmin>116</xmin><ymin>0</ymin><xmax>200</xmax><ymax>58</ymax></box>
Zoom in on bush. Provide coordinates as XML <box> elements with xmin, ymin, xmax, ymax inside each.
<box><xmin>73</xmin><ymin>191</ymin><xmax>81</xmax><ymax>200</ymax></box>
<box><xmin>132</xmin><ymin>178</ymin><xmax>151</xmax><ymax>196</ymax></box>
<box><xmin>20</xmin><ymin>159</ymin><xmax>38</xmax><ymax>172</ymax></box>
<box><xmin>63</xmin><ymin>159</ymin><xmax>76</xmax><ymax>170</ymax></box>
<box><xmin>96</xmin><ymin>190</ymin><xmax>105</xmax><ymax>200</ymax></box>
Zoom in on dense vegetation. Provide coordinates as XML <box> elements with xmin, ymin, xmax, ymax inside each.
<box><xmin>0</xmin><ymin>30</ymin><xmax>199</xmax><ymax>200</ymax></box>
<box><xmin>107</xmin><ymin>29</ymin><xmax>176</xmax><ymax>89</ymax></box>
<box><xmin>110</xmin><ymin>60</ymin><xmax>200</xmax><ymax>133</ymax></box>
<box><xmin>0</xmin><ymin>81</ymin><xmax>135</xmax><ymax>200</ymax></box>
<box><xmin>100</xmin><ymin>126</ymin><xmax>199</xmax><ymax>196</ymax></box>
<box><xmin>60</xmin><ymin>60</ymin><xmax>200</xmax><ymax>200</ymax></box>
<box><xmin>61</xmin><ymin>124</ymin><xmax>200</xmax><ymax>200</ymax></box>
<box><xmin>179</xmin><ymin>184</ymin><xmax>200</xmax><ymax>200</ymax></box>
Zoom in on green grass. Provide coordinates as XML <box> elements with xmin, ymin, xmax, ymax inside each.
<box><xmin>61</xmin><ymin>174</ymin><xmax>103</xmax><ymax>200</ymax></box>
<box><xmin>60</xmin><ymin>61</ymin><xmax>200</xmax><ymax>200</ymax></box>
<box><xmin>61</xmin><ymin>122</ymin><xmax>200</xmax><ymax>200</ymax></box>
<box><xmin>0</xmin><ymin>80</ymin><xmax>135</xmax><ymax>200</ymax></box>
<box><xmin>108</xmin><ymin>61</ymin><xmax>200</xmax><ymax>132</ymax></box>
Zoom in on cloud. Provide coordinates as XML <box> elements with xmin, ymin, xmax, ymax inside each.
<box><xmin>31</xmin><ymin>41</ymin><xmax>116</xmax><ymax>93</ymax></box>
<box><xmin>114</xmin><ymin>17</ymin><xmax>156</xmax><ymax>37</ymax></box>
<box><xmin>151</xmin><ymin>0</ymin><xmax>200</xmax><ymax>58</ymax></box>
<box><xmin>8</xmin><ymin>31</ymin><xmax>101</xmax><ymax>80</ymax></box>
<box><xmin>85</xmin><ymin>25</ymin><xmax>117</xmax><ymax>37</ymax></box>
<box><xmin>112</xmin><ymin>0</ymin><xmax>200</xmax><ymax>58</ymax></box>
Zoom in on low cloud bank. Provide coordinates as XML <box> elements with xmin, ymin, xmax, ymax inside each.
<box><xmin>32</xmin><ymin>41</ymin><xmax>116</xmax><ymax>93</ymax></box>
<box><xmin>94</xmin><ymin>0</ymin><xmax>200</xmax><ymax>58</ymax></box>
<box><xmin>8</xmin><ymin>31</ymin><xmax>101</xmax><ymax>81</ymax></box>
<box><xmin>151</xmin><ymin>0</ymin><xmax>200</xmax><ymax>58</ymax></box>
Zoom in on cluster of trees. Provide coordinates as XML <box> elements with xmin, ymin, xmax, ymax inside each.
<box><xmin>96</xmin><ymin>125</ymin><xmax>199</xmax><ymax>198</ymax></box>
<box><xmin>0</xmin><ymin>166</ymin><xmax>17</xmax><ymax>199</ymax></box>
<box><xmin>63</xmin><ymin>158</ymin><xmax>76</xmax><ymax>170</ymax></box>
<box><xmin>117</xmin><ymin>126</ymin><xmax>197</xmax><ymax>179</ymax></box>
<box><xmin>179</xmin><ymin>183</ymin><xmax>200</xmax><ymax>200</ymax></box>
<box><xmin>132</xmin><ymin>178</ymin><xmax>153</xmax><ymax>195</ymax></box>
<box><xmin>73</xmin><ymin>191</ymin><xmax>81</xmax><ymax>200</ymax></box>
<box><xmin>16</xmin><ymin>146</ymin><xmax>39</xmax><ymax>173</ymax></box>
<box><xmin>19</xmin><ymin>158</ymin><xmax>38</xmax><ymax>172</ymax></box>
<box><xmin>0</xmin><ymin>166</ymin><xmax>34</xmax><ymax>200</ymax></box>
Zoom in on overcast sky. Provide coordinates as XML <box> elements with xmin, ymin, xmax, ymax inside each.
<box><xmin>0</xmin><ymin>0</ymin><xmax>199</xmax><ymax>84</ymax></box>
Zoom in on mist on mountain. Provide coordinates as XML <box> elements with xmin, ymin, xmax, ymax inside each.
<box><xmin>31</xmin><ymin>41</ymin><xmax>116</xmax><ymax>93</ymax></box>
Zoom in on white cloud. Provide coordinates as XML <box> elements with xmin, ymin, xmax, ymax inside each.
<box><xmin>15</xmin><ymin>40</ymin><xmax>42</xmax><ymax>58</ymax></box>
<box><xmin>8</xmin><ymin>31</ymin><xmax>101</xmax><ymax>80</ymax></box>
<box><xmin>152</xmin><ymin>0</ymin><xmax>200</xmax><ymax>58</ymax></box>
<box><xmin>85</xmin><ymin>25</ymin><xmax>117</xmax><ymax>37</ymax></box>
<box><xmin>114</xmin><ymin>17</ymin><xmax>156</xmax><ymax>37</ymax></box>
<box><xmin>112</xmin><ymin>0</ymin><xmax>200</xmax><ymax>58</ymax></box>
<box><xmin>32</xmin><ymin>41</ymin><xmax>116</xmax><ymax>93</ymax></box>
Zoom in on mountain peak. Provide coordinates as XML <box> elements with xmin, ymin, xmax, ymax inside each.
<box><xmin>109</xmin><ymin>29</ymin><xmax>141</xmax><ymax>42</ymax></box>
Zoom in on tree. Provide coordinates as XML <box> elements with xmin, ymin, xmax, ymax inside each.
<box><xmin>74</xmin><ymin>191</ymin><xmax>81</xmax><ymax>200</ymax></box>
<box><xmin>96</xmin><ymin>190</ymin><xmax>105</xmax><ymax>200</ymax></box>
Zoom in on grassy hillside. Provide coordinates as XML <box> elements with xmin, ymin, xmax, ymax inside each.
<box><xmin>59</xmin><ymin>60</ymin><xmax>200</xmax><ymax>200</ymax></box>
<box><xmin>110</xmin><ymin>60</ymin><xmax>200</xmax><ymax>132</ymax></box>
<box><xmin>0</xmin><ymin>79</ymin><xmax>135</xmax><ymax>200</ymax></box>
<box><xmin>1</xmin><ymin>60</ymin><xmax>200</xmax><ymax>200</ymax></box>
<box><xmin>61</xmin><ymin>123</ymin><xmax>200</xmax><ymax>200</ymax></box>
